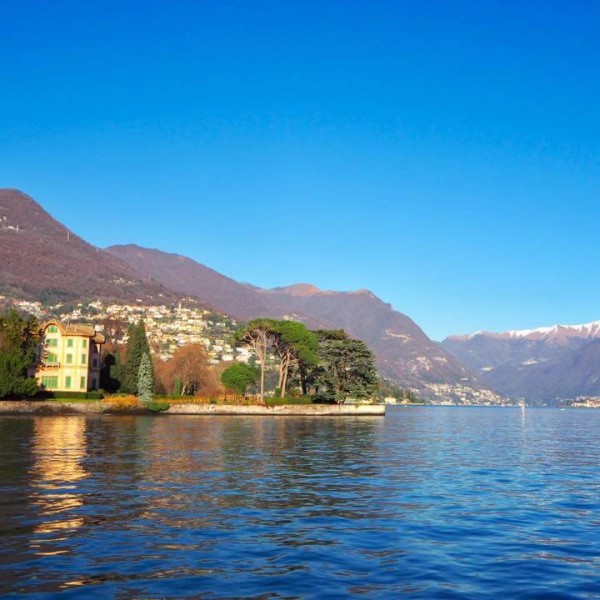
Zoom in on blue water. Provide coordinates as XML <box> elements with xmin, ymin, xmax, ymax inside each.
<box><xmin>0</xmin><ymin>407</ymin><xmax>599</xmax><ymax>598</ymax></box>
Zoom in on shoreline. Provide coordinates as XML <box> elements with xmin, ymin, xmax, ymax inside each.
<box><xmin>0</xmin><ymin>401</ymin><xmax>386</xmax><ymax>417</ymax></box>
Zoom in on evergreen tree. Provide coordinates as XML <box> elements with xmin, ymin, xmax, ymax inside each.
<box><xmin>122</xmin><ymin>320</ymin><xmax>153</xmax><ymax>394</ymax></box>
<box><xmin>315</xmin><ymin>330</ymin><xmax>378</xmax><ymax>403</ymax></box>
<box><xmin>221</xmin><ymin>363</ymin><xmax>259</xmax><ymax>395</ymax></box>
<box><xmin>0</xmin><ymin>310</ymin><xmax>41</xmax><ymax>399</ymax></box>
<box><xmin>235</xmin><ymin>319</ymin><xmax>277</xmax><ymax>404</ymax></box>
<box><xmin>271</xmin><ymin>320</ymin><xmax>318</xmax><ymax>397</ymax></box>
<box><xmin>138</xmin><ymin>352</ymin><xmax>154</xmax><ymax>404</ymax></box>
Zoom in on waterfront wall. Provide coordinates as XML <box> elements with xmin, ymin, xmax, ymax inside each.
<box><xmin>167</xmin><ymin>403</ymin><xmax>386</xmax><ymax>416</ymax></box>
<box><xmin>0</xmin><ymin>401</ymin><xmax>385</xmax><ymax>417</ymax></box>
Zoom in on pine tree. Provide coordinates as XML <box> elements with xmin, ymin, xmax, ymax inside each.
<box><xmin>122</xmin><ymin>320</ymin><xmax>153</xmax><ymax>394</ymax></box>
<box><xmin>138</xmin><ymin>352</ymin><xmax>154</xmax><ymax>404</ymax></box>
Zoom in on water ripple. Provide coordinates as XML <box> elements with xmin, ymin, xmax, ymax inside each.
<box><xmin>0</xmin><ymin>409</ymin><xmax>599</xmax><ymax>598</ymax></box>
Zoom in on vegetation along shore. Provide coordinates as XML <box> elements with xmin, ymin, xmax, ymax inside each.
<box><xmin>0</xmin><ymin>309</ymin><xmax>394</xmax><ymax>415</ymax></box>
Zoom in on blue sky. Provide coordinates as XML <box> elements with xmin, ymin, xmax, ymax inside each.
<box><xmin>1</xmin><ymin>0</ymin><xmax>598</xmax><ymax>340</ymax></box>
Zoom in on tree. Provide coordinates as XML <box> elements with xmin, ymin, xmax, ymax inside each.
<box><xmin>137</xmin><ymin>352</ymin><xmax>154</xmax><ymax>404</ymax></box>
<box><xmin>100</xmin><ymin>345</ymin><xmax>123</xmax><ymax>393</ymax></box>
<box><xmin>164</xmin><ymin>344</ymin><xmax>211</xmax><ymax>396</ymax></box>
<box><xmin>221</xmin><ymin>363</ymin><xmax>259</xmax><ymax>395</ymax></box>
<box><xmin>235</xmin><ymin>319</ymin><xmax>277</xmax><ymax>404</ymax></box>
<box><xmin>270</xmin><ymin>320</ymin><xmax>318</xmax><ymax>397</ymax></box>
<box><xmin>315</xmin><ymin>330</ymin><xmax>378</xmax><ymax>403</ymax></box>
<box><xmin>0</xmin><ymin>310</ymin><xmax>41</xmax><ymax>399</ymax></box>
<box><xmin>122</xmin><ymin>320</ymin><xmax>153</xmax><ymax>395</ymax></box>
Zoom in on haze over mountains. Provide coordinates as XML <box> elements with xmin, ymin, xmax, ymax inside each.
<box><xmin>442</xmin><ymin>323</ymin><xmax>600</xmax><ymax>403</ymax></box>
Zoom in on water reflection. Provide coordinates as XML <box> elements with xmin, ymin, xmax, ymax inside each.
<box><xmin>29</xmin><ymin>417</ymin><xmax>88</xmax><ymax>548</ymax></box>
<box><xmin>0</xmin><ymin>410</ymin><xmax>599</xmax><ymax>598</ymax></box>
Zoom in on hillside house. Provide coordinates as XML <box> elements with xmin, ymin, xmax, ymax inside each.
<box><xmin>36</xmin><ymin>320</ymin><xmax>106</xmax><ymax>392</ymax></box>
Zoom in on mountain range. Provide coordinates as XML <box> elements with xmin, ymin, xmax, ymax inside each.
<box><xmin>3</xmin><ymin>188</ymin><xmax>597</xmax><ymax>404</ymax></box>
<box><xmin>0</xmin><ymin>188</ymin><xmax>497</xmax><ymax>403</ymax></box>
<box><xmin>442</xmin><ymin>323</ymin><xmax>600</xmax><ymax>403</ymax></box>
<box><xmin>106</xmin><ymin>244</ymin><xmax>490</xmax><ymax>401</ymax></box>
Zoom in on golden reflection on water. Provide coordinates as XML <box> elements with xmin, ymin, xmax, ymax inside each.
<box><xmin>28</xmin><ymin>417</ymin><xmax>88</xmax><ymax>551</ymax></box>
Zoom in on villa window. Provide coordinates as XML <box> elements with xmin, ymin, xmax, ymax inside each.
<box><xmin>66</xmin><ymin>354</ymin><xmax>73</xmax><ymax>364</ymax></box>
<box><xmin>46</xmin><ymin>353</ymin><xmax>58</xmax><ymax>364</ymax></box>
<box><xmin>67</xmin><ymin>339</ymin><xmax>74</xmax><ymax>348</ymax></box>
<box><xmin>45</xmin><ymin>338</ymin><xmax>58</xmax><ymax>347</ymax></box>
<box><xmin>65</xmin><ymin>376</ymin><xmax>72</xmax><ymax>389</ymax></box>
<box><xmin>81</xmin><ymin>354</ymin><xmax>87</xmax><ymax>365</ymax></box>
<box><xmin>80</xmin><ymin>376</ymin><xmax>86</xmax><ymax>390</ymax></box>
<box><xmin>47</xmin><ymin>326</ymin><xmax>58</xmax><ymax>334</ymax></box>
<box><xmin>41</xmin><ymin>375</ymin><xmax>58</xmax><ymax>389</ymax></box>
<box><xmin>82</xmin><ymin>339</ymin><xmax>88</xmax><ymax>349</ymax></box>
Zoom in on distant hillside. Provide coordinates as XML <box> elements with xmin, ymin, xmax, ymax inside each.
<box><xmin>108</xmin><ymin>244</ymin><xmax>498</xmax><ymax>402</ymax></box>
<box><xmin>0</xmin><ymin>189</ymin><xmax>176</xmax><ymax>304</ymax></box>
<box><xmin>0</xmin><ymin>189</ymin><xmax>502</xmax><ymax>403</ymax></box>
<box><xmin>482</xmin><ymin>340</ymin><xmax>600</xmax><ymax>403</ymax></box>
<box><xmin>443</xmin><ymin>321</ymin><xmax>600</xmax><ymax>403</ymax></box>
<box><xmin>262</xmin><ymin>285</ymin><xmax>478</xmax><ymax>390</ymax></box>
<box><xmin>105</xmin><ymin>244</ymin><xmax>286</xmax><ymax>322</ymax></box>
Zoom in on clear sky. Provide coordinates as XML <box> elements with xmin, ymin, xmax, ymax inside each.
<box><xmin>1</xmin><ymin>0</ymin><xmax>598</xmax><ymax>340</ymax></box>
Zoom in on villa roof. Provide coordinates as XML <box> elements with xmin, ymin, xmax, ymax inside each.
<box><xmin>43</xmin><ymin>319</ymin><xmax>106</xmax><ymax>344</ymax></box>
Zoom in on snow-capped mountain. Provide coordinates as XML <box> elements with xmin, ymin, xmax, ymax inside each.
<box><xmin>451</xmin><ymin>321</ymin><xmax>600</xmax><ymax>343</ymax></box>
<box><xmin>442</xmin><ymin>320</ymin><xmax>600</xmax><ymax>403</ymax></box>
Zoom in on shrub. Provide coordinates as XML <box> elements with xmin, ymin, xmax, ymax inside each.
<box><xmin>145</xmin><ymin>401</ymin><xmax>170</xmax><ymax>413</ymax></box>
<box><xmin>102</xmin><ymin>395</ymin><xmax>142</xmax><ymax>413</ymax></box>
<box><xmin>265</xmin><ymin>395</ymin><xmax>314</xmax><ymax>406</ymax></box>
<box><xmin>40</xmin><ymin>391</ymin><xmax>104</xmax><ymax>400</ymax></box>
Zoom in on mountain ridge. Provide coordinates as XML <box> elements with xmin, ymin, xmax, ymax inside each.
<box><xmin>0</xmin><ymin>188</ymin><xmax>502</xmax><ymax>403</ymax></box>
<box><xmin>107</xmin><ymin>243</ymin><xmax>498</xmax><ymax>402</ymax></box>
<box><xmin>0</xmin><ymin>189</ymin><xmax>178</xmax><ymax>304</ymax></box>
<box><xmin>446</xmin><ymin>320</ymin><xmax>600</xmax><ymax>343</ymax></box>
<box><xmin>442</xmin><ymin>320</ymin><xmax>600</xmax><ymax>403</ymax></box>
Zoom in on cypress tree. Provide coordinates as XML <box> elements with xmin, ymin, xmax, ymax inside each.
<box><xmin>137</xmin><ymin>352</ymin><xmax>154</xmax><ymax>404</ymax></box>
<box><xmin>122</xmin><ymin>320</ymin><xmax>153</xmax><ymax>395</ymax></box>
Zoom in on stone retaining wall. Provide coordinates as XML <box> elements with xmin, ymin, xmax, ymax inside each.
<box><xmin>166</xmin><ymin>403</ymin><xmax>386</xmax><ymax>416</ymax></box>
<box><xmin>0</xmin><ymin>401</ymin><xmax>385</xmax><ymax>417</ymax></box>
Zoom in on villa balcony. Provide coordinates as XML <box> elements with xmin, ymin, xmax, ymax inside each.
<box><xmin>43</xmin><ymin>361</ymin><xmax>61</xmax><ymax>368</ymax></box>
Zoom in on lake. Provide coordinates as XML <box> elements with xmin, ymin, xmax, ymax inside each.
<box><xmin>1</xmin><ymin>407</ymin><xmax>599</xmax><ymax>598</ymax></box>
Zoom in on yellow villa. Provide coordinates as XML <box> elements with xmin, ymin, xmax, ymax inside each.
<box><xmin>36</xmin><ymin>320</ymin><xmax>106</xmax><ymax>392</ymax></box>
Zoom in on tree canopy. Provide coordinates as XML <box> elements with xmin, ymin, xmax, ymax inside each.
<box><xmin>0</xmin><ymin>310</ymin><xmax>41</xmax><ymax>399</ymax></box>
<box><xmin>235</xmin><ymin>319</ymin><xmax>274</xmax><ymax>404</ymax></box>
<box><xmin>270</xmin><ymin>320</ymin><xmax>318</xmax><ymax>397</ymax></box>
<box><xmin>315</xmin><ymin>329</ymin><xmax>378</xmax><ymax>403</ymax></box>
<box><xmin>137</xmin><ymin>352</ymin><xmax>154</xmax><ymax>404</ymax></box>
<box><xmin>221</xmin><ymin>363</ymin><xmax>259</xmax><ymax>395</ymax></box>
<box><xmin>122</xmin><ymin>320</ymin><xmax>153</xmax><ymax>395</ymax></box>
<box><xmin>161</xmin><ymin>344</ymin><xmax>212</xmax><ymax>396</ymax></box>
<box><xmin>234</xmin><ymin>319</ymin><xmax>378</xmax><ymax>403</ymax></box>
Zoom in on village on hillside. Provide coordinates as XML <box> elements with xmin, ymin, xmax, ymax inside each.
<box><xmin>1</xmin><ymin>295</ymin><xmax>248</xmax><ymax>364</ymax></box>
<box><xmin>0</xmin><ymin>294</ymin><xmax>552</xmax><ymax>407</ymax></box>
